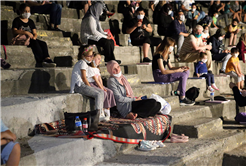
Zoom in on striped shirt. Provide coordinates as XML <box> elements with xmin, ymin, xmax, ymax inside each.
<box><xmin>80</xmin><ymin>15</ymin><xmax>107</xmax><ymax>45</ymax></box>
<box><xmin>180</xmin><ymin>34</ymin><xmax>202</xmax><ymax>56</ymax></box>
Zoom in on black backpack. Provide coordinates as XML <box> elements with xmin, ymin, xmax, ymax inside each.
<box><xmin>185</xmin><ymin>87</ymin><xmax>200</xmax><ymax>101</ymax></box>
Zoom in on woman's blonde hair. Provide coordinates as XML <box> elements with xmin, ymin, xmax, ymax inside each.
<box><xmin>154</xmin><ymin>37</ymin><xmax>175</xmax><ymax>59</ymax></box>
<box><xmin>77</xmin><ymin>46</ymin><xmax>93</xmax><ymax>60</ymax></box>
<box><xmin>240</xmin><ymin>33</ymin><xmax>246</xmax><ymax>45</ymax></box>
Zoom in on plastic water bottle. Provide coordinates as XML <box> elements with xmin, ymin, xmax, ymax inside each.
<box><xmin>82</xmin><ymin>118</ymin><xmax>88</xmax><ymax>133</ymax></box>
<box><xmin>128</xmin><ymin>37</ymin><xmax>132</xmax><ymax>46</ymax></box>
<box><xmin>75</xmin><ymin>116</ymin><xmax>82</xmax><ymax>131</ymax></box>
<box><xmin>210</xmin><ymin>88</ymin><xmax>214</xmax><ymax>101</ymax></box>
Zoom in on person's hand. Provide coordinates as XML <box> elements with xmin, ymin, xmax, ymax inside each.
<box><xmin>197</xmin><ymin>73</ymin><xmax>200</xmax><ymax>78</ymax></box>
<box><xmin>25</xmin><ymin>31</ymin><xmax>33</xmax><ymax>39</ymax></box>
<box><xmin>229</xmin><ymin>82</ymin><xmax>236</xmax><ymax>89</ymax></box>
<box><xmin>2</xmin><ymin>131</ymin><xmax>16</xmax><ymax>142</ymax></box>
<box><xmin>240</xmin><ymin>73</ymin><xmax>244</xmax><ymax>77</ymax></box>
<box><xmin>137</xmin><ymin>21</ymin><xmax>142</xmax><ymax>27</ymax></box>
<box><xmin>33</xmin><ymin>36</ymin><xmax>37</xmax><ymax>40</ymax></box>
<box><xmin>176</xmin><ymin>68</ymin><xmax>185</xmax><ymax>73</ymax></box>
<box><xmin>207</xmin><ymin>45</ymin><xmax>212</xmax><ymax>50</ymax></box>
<box><xmin>135</xmin><ymin>96</ymin><xmax>142</xmax><ymax>101</ymax></box>
<box><xmin>181</xmin><ymin>66</ymin><xmax>189</xmax><ymax>71</ymax></box>
<box><xmin>142</xmin><ymin>24</ymin><xmax>146</xmax><ymax>30</ymax></box>
<box><xmin>103</xmin><ymin>87</ymin><xmax>107</xmax><ymax>92</ymax></box>
<box><xmin>126</xmin><ymin>112</ymin><xmax>138</xmax><ymax>120</ymax></box>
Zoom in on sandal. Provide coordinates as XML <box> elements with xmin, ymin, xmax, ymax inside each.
<box><xmin>170</xmin><ymin>137</ymin><xmax>189</xmax><ymax>143</ymax></box>
<box><xmin>172</xmin><ymin>133</ymin><xmax>189</xmax><ymax>140</ymax></box>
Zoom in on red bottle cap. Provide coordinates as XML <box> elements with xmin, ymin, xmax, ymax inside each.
<box><xmin>84</xmin><ymin>118</ymin><xmax>87</xmax><ymax>120</ymax></box>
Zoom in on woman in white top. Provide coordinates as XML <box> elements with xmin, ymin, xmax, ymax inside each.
<box><xmin>70</xmin><ymin>46</ymin><xmax>104</xmax><ymax>120</ymax></box>
<box><xmin>87</xmin><ymin>53</ymin><xmax>116</xmax><ymax>121</ymax></box>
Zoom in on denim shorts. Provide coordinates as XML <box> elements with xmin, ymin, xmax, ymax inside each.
<box><xmin>1</xmin><ymin>141</ymin><xmax>18</xmax><ymax>164</ymax></box>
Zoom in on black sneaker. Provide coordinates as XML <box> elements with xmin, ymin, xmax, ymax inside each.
<box><xmin>115</xmin><ymin>60</ymin><xmax>121</xmax><ymax>64</ymax></box>
<box><xmin>143</xmin><ymin>57</ymin><xmax>152</xmax><ymax>62</ymax></box>
<box><xmin>171</xmin><ymin>90</ymin><xmax>180</xmax><ymax>96</ymax></box>
<box><xmin>180</xmin><ymin>97</ymin><xmax>195</xmax><ymax>106</ymax></box>
<box><xmin>42</xmin><ymin>59</ymin><xmax>56</xmax><ymax>67</ymax></box>
<box><xmin>219</xmin><ymin>69</ymin><xmax>225</xmax><ymax>74</ymax></box>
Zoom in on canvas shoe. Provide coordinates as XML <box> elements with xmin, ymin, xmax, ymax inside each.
<box><xmin>180</xmin><ymin>98</ymin><xmax>195</xmax><ymax>106</ymax></box>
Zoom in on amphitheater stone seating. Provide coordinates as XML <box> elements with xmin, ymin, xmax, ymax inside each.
<box><xmin>1</xmin><ymin>1</ymin><xmax>246</xmax><ymax>165</ymax></box>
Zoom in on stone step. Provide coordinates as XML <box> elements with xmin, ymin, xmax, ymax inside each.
<box><xmin>170</xmin><ymin>105</ymin><xmax>212</xmax><ymax>124</ymax></box>
<box><xmin>0</xmin><ymin>46</ymin><xmax>75</xmax><ymax>68</ymax></box>
<box><xmin>222</xmin><ymin>144</ymin><xmax>246</xmax><ymax>166</ymax></box>
<box><xmin>96</xmin><ymin>130</ymin><xmax>246</xmax><ymax>166</ymax></box>
<box><xmin>0</xmin><ymin>67</ymin><xmax>140</xmax><ymax>97</ymax></box>
<box><xmin>61</xmin><ymin>7</ymin><xmax>84</xmax><ymax>19</ymax></box>
<box><xmin>1</xmin><ymin>93</ymin><xmax>84</xmax><ymax>138</ymax></box>
<box><xmin>18</xmin><ymin>136</ymin><xmax>117</xmax><ymax>166</ymax></box>
<box><xmin>173</xmin><ymin>117</ymin><xmax>223</xmax><ymax>138</ymax></box>
<box><xmin>1</xmin><ymin>94</ymin><xmax>178</xmax><ymax>138</ymax></box>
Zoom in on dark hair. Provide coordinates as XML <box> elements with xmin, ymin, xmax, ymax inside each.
<box><xmin>213</xmin><ymin>11</ymin><xmax>218</xmax><ymax>15</ymax></box>
<box><xmin>200</xmin><ymin>52</ymin><xmax>207</xmax><ymax>59</ymax></box>
<box><xmin>203</xmin><ymin>25</ymin><xmax>208</xmax><ymax>29</ymax></box>
<box><xmin>136</xmin><ymin>7</ymin><xmax>145</xmax><ymax>13</ymax></box>
<box><xmin>178</xmin><ymin>9</ymin><xmax>183</xmax><ymax>14</ymax></box>
<box><xmin>231</xmin><ymin>48</ymin><xmax>239</xmax><ymax>54</ymax></box>
<box><xmin>192</xmin><ymin>3</ymin><xmax>196</xmax><ymax>7</ymax></box>
<box><xmin>19</xmin><ymin>3</ymin><xmax>29</xmax><ymax>14</ymax></box>
<box><xmin>232</xmin><ymin>19</ymin><xmax>239</xmax><ymax>23</ymax></box>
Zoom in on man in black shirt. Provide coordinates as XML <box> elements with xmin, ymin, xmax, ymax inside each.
<box><xmin>126</xmin><ymin>7</ymin><xmax>162</xmax><ymax>63</ymax></box>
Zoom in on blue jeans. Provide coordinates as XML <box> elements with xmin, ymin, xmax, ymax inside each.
<box><xmin>31</xmin><ymin>3</ymin><xmax>62</xmax><ymax>25</ymax></box>
<box><xmin>200</xmin><ymin>73</ymin><xmax>214</xmax><ymax>86</ymax></box>
<box><xmin>197</xmin><ymin>11</ymin><xmax>206</xmax><ymax>22</ymax></box>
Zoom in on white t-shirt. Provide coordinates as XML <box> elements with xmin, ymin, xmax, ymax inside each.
<box><xmin>182</xmin><ymin>0</ymin><xmax>194</xmax><ymax>11</ymax></box>
<box><xmin>70</xmin><ymin>60</ymin><xmax>89</xmax><ymax>93</ymax></box>
<box><xmin>202</xmin><ymin>32</ymin><xmax>209</xmax><ymax>39</ymax></box>
<box><xmin>87</xmin><ymin>67</ymin><xmax>101</xmax><ymax>83</ymax></box>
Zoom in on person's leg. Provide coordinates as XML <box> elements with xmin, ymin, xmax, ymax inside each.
<box><xmin>104</xmin><ymin>87</ymin><xmax>116</xmax><ymax>108</ymax></box>
<box><xmin>175</xmin><ymin>70</ymin><xmax>190</xmax><ymax>97</ymax></box>
<box><xmin>177</xmin><ymin>35</ymin><xmax>184</xmax><ymax>56</ymax></box>
<box><xmin>205</xmin><ymin>50</ymin><xmax>213</xmax><ymax>71</ymax></box>
<box><xmin>36</xmin><ymin>39</ymin><xmax>50</xmax><ymax>60</ymax></box>
<box><xmin>74</xmin><ymin>84</ymin><xmax>104</xmax><ymax>110</ymax></box>
<box><xmin>200</xmin><ymin>74</ymin><xmax>210</xmax><ymax>86</ymax></box>
<box><xmin>180</xmin><ymin>52</ymin><xmax>200</xmax><ymax>63</ymax></box>
<box><xmin>233</xmin><ymin>34</ymin><xmax>238</xmax><ymax>46</ymax></box>
<box><xmin>143</xmin><ymin>43</ymin><xmax>150</xmax><ymax>58</ymax></box>
<box><xmin>197</xmin><ymin>11</ymin><xmax>205</xmax><ymax>22</ymax></box>
<box><xmin>131</xmin><ymin>99</ymin><xmax>161</xmax><ymax>118</ymax></box>
<box><xmin>6</xmin><ymin>143</ymin><xmax>20</xmax><ymax>166</ymax></box>
<box><xmin>55</xmin><ymin>3</ymin><xmax>62</xmax><ymax>27</ymax></box>
<box><xmin>89</xmin><ymin>38</ymin><xmax>116</xmax><ymax>62</ymax></box>
<box><xmin>229</xmin><ymin>32</ymin><xmax>234</xmax><ymax>46</ymax></box>
<box><xmin>29</xmin><ymin>39</ymin><xmax>45</xmax><ymax>66</ymax></box>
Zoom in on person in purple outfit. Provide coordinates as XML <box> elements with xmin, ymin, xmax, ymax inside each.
<box><xmin>152</xmin><ymin>37</ymin><xmax>195</xmax><ymax>106</ymax></box>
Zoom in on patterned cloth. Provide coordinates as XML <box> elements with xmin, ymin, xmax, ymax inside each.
<box><xmin>30</xmin><ymin>115</ymin><xmax>172</xmax><ymax>144</ymax></box>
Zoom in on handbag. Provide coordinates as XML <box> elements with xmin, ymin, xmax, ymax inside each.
<box><xmin>11</xmin><ymin>34</ymin><xmax>30</xmax><ymax>46</ymax></box>
<box><xmin>64</xmin><ymin>110</ymin><xmax>100</xmax><ymax>132</ymax></box>
<box><xmin>150</xmin><ymin>94</ymin><xmax>171</xmax><ymax>115</ymax></box>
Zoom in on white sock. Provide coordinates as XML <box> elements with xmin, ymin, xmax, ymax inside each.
<box><xmin>104</xmin><ymin>109</ymin><xmax>110</xmax><ymax>117</ymax></box>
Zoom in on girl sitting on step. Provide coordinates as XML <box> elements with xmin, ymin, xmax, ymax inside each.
<box><xmin>70</xmin><ymin>46</ymin><xmax>105</xmax><ymax>122</ymax></box>
<box><xmin>12</xmin><ymin>3</ymin><xmax>56</xmax><ymax>67</ymax></box>
<box><xmin>87</xmin><ymin>53</ymin><xmax>116</xmax><ymax>121</ymax></box>
<box><xmin>152</xmin><ymin>37</ymin><xmax>195</xmax><ymax>106</ymax></box>
<box><xmin>107</xmin><ymin>60</ymin><xmax>161</xmax><ymax>120</ymax></box>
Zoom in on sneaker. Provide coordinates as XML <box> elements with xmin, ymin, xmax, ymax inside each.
<box><xmin>171</xmin><ymin>90</ymin><xmax>180</xmax><ymax>96</ymax></box>
<box><xmin>211</xmin><ymin>84</ymin><xmax>219</xmax><ymax>91</ymax></box>
<box><xmin>180</xmin><ymin>98</ymin><xmax>195</xmax><ymax>106</ymax></box>
<box><xmin>143</xmin><ymin>57</ymin><xmax>152</xmax><ymax>62</ymax></box>
<box><xmin>219</xmin><ymin>69</ymin><xmax>225</xmax><ymax>74</ymax></box>
<box><xmin>104</xmin><ymin>109</ymin><xmax>110</xmax><ymax>121</ymax></box>
<box><xmin>99</xmin><ymin>109</ymin><xmax>107</xmax><ymax>122</ymax></box>
<box><xmin>138</xmin><ymin>141</ymin><xmax>156</xmax><ymax>151</ymax></box>
<box><xmin>207</xmin><ymin>86</ymin><xmax>213</xmax><ymax>92</ymax></box>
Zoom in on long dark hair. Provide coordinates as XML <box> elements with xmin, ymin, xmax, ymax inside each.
<box><xmin>154</xmin><ymin>37</ymin><xmax>175</xmax><ymax>59</ymax></box>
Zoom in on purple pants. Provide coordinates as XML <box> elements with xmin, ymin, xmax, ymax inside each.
<box><xmin>89</xmin><ymin>82</ymin><xmax>116</xmax><ymax>108</ymax></box>
<box><xmin>153</xmin><ymin>69</ymin><xmax>190</xmax><ymax>96</ymax></box>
